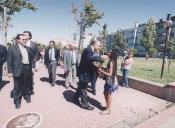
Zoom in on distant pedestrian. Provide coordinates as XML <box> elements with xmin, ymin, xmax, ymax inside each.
<box><xmin>40</xmin><ymin>49</ymin><xmax>44</xmax><ymax>63</ymax></box>
<box><xmin>98</xmin><ymin>50</ymin><xmax>118</xmax><ymax>115</ymax></box>
<box><xmin>121</xmin><ymin>51</ymin><xmax>133</xmax><ymax>88</ymax></box>
<box><xmin>0</xmin><ymin>44</ymin><xmax>7</xmax><ymax>86</ymax></box>
<box><xmin>64</xmin><ymin>43</ymin><xmax>77</xmax><ymax>89</ymax></box>
<box><xmin>44</xmin><ymin>41</ymin><xmax>60</xmax><ymax>86</ymax></box>
<box><xmin>7</xmin><ymin>34</ymin><xmax>33</xmax><ymax>109</ymax></box>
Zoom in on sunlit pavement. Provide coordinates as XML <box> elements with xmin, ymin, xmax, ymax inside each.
<box><xmin>0</xmin><ymin>63</ymin><xmax>174</xmax><ymax>128</ymax></box>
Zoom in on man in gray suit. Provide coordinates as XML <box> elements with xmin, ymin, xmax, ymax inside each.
<box><xmin>7</xmin><ymin>34</ymin><xmax>33</xmax><ymax>109</ymax></box>
<box><xmin>64</xmin><ymin>43</ymin><xmax>77</xmax><ymax>89</ymax></box>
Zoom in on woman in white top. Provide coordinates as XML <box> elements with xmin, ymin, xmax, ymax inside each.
<box><xmin>121</xmin><ymin>51</ymin><xmax>133</xmax><ymax>87</ymax></box>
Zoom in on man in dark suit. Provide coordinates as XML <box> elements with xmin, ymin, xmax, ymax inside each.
<box><xmin>23</xmin><ymin>31</ymin><xmax>40</xmax><ymax>94</ymax></box>
<box><xmin>44</xmin><ymin>41</ymin><xmax>60</xmax><ymax>86</ymax></box>
<box><xmin>0</xmin><ymin>44</ymin><xmax>7</xmax><ymax>85</ymax></box>
<box><xmin>73</xmin><ymin>39</ymin><xmax>107</xmax><ymax>110</ymax></box>
<box><xmin>7</xmin><ymin>34</ymin><xmax>33</xmax><ymax>109</ymax></box>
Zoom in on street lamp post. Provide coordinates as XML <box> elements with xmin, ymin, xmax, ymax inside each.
<box><xmin>133</xmin><ymin>22</ymin><xmax>138</xmax><ymax>49</ymax></box>
<box><xmin>160</xmin><ymin>14</ymin><xmax>173</xmax><ymax>79</ymax></box>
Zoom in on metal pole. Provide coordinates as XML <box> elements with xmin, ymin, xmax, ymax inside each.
<box><xmin>160</xmin><ymin>27</ymin><xmax>170</xmax><ymax>79</ymax></box>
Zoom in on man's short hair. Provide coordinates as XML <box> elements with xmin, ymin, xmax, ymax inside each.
<box><xmin>16</xmin><ymin>34</ymin><xmax>24</xmax><ymax>40</ymax></box>
<box><xmin>90</xmin><ymin>38</ymin><xmax>100</xmax><ymax>45</ymax></box>
<box><xmin>49</xmin><ymin>40</ymin><xmax>55</xmax><ymax>45</ymax></box>
<box><xmin>23</xmin><ymin>31</ymin><xmax>32</xmax><ymax>39</ymax></box>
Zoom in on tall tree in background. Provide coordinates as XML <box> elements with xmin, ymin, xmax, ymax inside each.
<box><xmin>72</xmin><ymin>0</ymin><xmax>103</xmax><ymax>53</ymax></box>
<box><xmin>112</xmin><ymin>29</ymin><xmax>127</xmax><ymax>55</ymax></box>
<box><xmin>167</xmin><ymin>37</ymin><xmax>175</xmax><ymax>72</ymax></box>
<box><xmin>99</xmin><ymin>23</ymin><xmax>108</xmax><ymax>54</ymax></box>
<box><xmin>140</xmin><ymin>17</ymin><xmax>156</xmax><ymax>56</ymax></box>
<box><xmin>0</xmin><ymin>0</ymin><xmax>37</xmax><ymax>45</ymax></box>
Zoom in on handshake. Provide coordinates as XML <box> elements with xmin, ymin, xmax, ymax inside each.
<box><xmin>93</xmin><ymin>55</ymin><xmax>109</xmax><ymax>68</ymax></box>
<box><xmin>101</xmin><ymin>55</ymin><xmax>109</xmax><ymax>61</ymax></box>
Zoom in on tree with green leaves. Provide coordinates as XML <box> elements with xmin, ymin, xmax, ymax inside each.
<box><xmin>112</xmin><ymin>29</ymin><xmax>127</xmax><ymax>56</ymax></box>
<box><xmin>0</xmin><ymin>0</ymin><xmax>37</xmax><ymax>45</ymax></box>
<box><xmin>140</xmin><ymin>17</ymin><xmax>156</xmax><ymax>56</ymax></box>
<box><xmin>99</xmin><ymin>23</ymin><xmax>108</xmax><ymax>54</ymax></box>
<box><xmin>72</xmin><ymin>0</ymin><xmax>103</xmax><ymax>53</ymax></box>
<box><xmin>167</xmin><ymin>37</ymin><xmax>175</xmax><ymax>72</ymax></box>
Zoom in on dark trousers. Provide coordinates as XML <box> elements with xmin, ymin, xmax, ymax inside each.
<box><xmin>74</xmin><ymin>81</ymin><xmax>90</xmax><ymax>107</ymax></box>
<box><xmin>13</xmin><ymin>64</ymin><xmax>32</xmax><ymax>104</ymax></box>
<box><xmin>48</xmin><ymin>61</ymin><xmax>57</xmax><ymax>84</ymax></box>
<box><xmin>91</xmin><ymin>71</ymin><xmax>98</xmax><ymax>90</ymax></box>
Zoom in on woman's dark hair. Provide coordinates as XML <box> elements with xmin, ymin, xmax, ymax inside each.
<box><xmin>111</xmin><ymin>49</ymin><xmax>118</xmax><ymax>60</ymax></box>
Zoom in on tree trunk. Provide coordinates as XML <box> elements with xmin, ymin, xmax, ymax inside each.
<box><xmin>78</xmin><ymin>25</ymin><xmax>85</xmax><ymax>54</ymax></box>
<box><xmin>168</xmin><ymin>59</ymin><xmax>171</xmax><ymax>73</ymax></box>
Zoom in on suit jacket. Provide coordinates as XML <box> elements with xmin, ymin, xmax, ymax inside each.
<box><xmin>29</xmin><ymin>41</ymin><xmax>41</xmax><ymax>67</ymax></box>
<box><xmin>0</xmin><ymin>44</ymin><xmax>7</xmax><ymax>65</ymax></box>
<box><xmin>44</xmin><ymin>47</ymin><xmax>60</xmax><ymax>67</ymax></box>
<box><xmin>7</xmin><ymin>44</ymin><xmax>33</xmax><ymax>77</ymax></box>
<box><xmin>78</xmin><ymin>46</ymin><xmax>101</xmax><ymax>82</ymax></box>
<box><xmin>63</xmin><ymin>50</ymin><xmax>77</xmax><ymax>70</ymax></box>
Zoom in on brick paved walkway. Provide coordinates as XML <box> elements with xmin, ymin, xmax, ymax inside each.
<box><xmin>0</xmin><ymin>63</ymin><xmax>173</xmax><ymax>128</ymax></box>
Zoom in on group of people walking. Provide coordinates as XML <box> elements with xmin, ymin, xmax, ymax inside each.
<box><xmin>0</xmin><ymin>32</ymin><xmax>133</xmax><ymax>115</ymax></box>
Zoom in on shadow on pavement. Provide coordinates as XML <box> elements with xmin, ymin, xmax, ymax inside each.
<box><xmin>63</xmin><ymin>90</ymin><xmax>76</xmax><ymax>103</ymax></box>
<box><xmin>40</xmin><ymin>77</ymin><xmax>50</xmax><ymax>83</ymax></box>
<box><xmin>88</xmin><ymin>97</ymin><xmax>105</xmax><ymax>110</ymax></box>
<box><xmin>55</xmin><ymin>80</ymin><xmax>65</xmax><ymax>86</ymax></box>
<box><xmin>0</xmin><ymin>80</ymin><xmax>10</xmax><ymax>91</ymax></box>
<box><xmin>63</xmin><ymin>90</ymin><xmax>104</xmax><ymax>110</ymax></box>
<box><xmin>57</xmin><ymin>73</ymin><xmax>66</xmax><ymax>79</ymax></box>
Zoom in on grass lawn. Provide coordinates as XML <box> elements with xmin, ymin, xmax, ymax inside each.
<box><xmin>117</xmin><ymin>57</ymin><xmax>175</xmax><ymax>84</ymax></box>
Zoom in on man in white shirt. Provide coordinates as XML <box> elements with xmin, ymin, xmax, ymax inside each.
<box><xmin>7</xmin><ymin>34</ymin><xmax>33</xmax><ymax>109</ymax></box>
<box><xmin>44</xmin><ymin>41</ymin><xmax>60</xmax><ymax>86</ymax></box>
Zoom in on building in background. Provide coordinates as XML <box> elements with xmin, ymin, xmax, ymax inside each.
<box><xmin>105</xmin><ymin>16</ymin><xmax>175</xmax><ymax>57</ymax></box>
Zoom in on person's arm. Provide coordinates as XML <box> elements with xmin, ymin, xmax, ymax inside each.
<box><xmin>99</xmin><ymin>62</ymin><xmax>113</xmax><ymax>77</ymax></box>
<box><xmin>86</xmin><ymin>48</ymin><xmax>101</xmax><ymax>62</ymax></box>
<box><xmin>44</xmin><ymin>49</ymin><xmax>47</xmax><ymax>66</ymax></box>
<box><xmin>3</xmin><ymin>46</ymin><xmax>7</xmax><ymax>63</ymax></box>
<box><xmin>7</xmin><ymin>47</ymin><xmax>13</xmax><ymax>76</ymax></box>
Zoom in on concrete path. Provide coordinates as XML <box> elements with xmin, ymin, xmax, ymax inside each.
<box><xmin>0</xmin><ymin>63</ymin><xmax>173</xmax><ymax>128</ymax></box>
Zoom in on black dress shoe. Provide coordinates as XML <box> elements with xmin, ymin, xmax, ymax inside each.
<box><xmin>92</xmin><ymin>89</ymin><xmax>96</xmax><ymax>95</ymax></box>
<box><xmin>25</xmin><ymin>98</ymin><xmax>31</xmax><ymax>103</ymax></box>
<box><xmin>31</xmin><ymin>90</ymin><xmax>35</xmax><ymax>95</ymax></box>
<box><xmin>51</xmin><ymin>83</ymin><xmax>55</xmax><ymax>87</ymax></box>
<box><xmin>15</xmin><ymin>103</ymin><xmax>20</xmax><ymax>109</ymax></box>
<box><xmin>83</xmin><ymin>106</ymin><xmax>94</xmax><ymax>111</ymax></box>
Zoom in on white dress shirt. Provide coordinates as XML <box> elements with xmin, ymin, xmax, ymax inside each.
<box><xmin>49</xmin><ymin>47</ymin><xmax>56</xmax><ymax>61</ymax></box>
<box><xmin>18</xmin><ymin>44</ymin><xmax>29</xmax><ymax>64</ymax></box>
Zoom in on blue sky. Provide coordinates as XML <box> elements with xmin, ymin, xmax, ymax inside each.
<box><xmin>7</xmin><ymin>0</ymin><xmax>175</xmax><ymax>44</ymax></box>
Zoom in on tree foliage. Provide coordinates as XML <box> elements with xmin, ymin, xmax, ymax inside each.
<box><xmin>167</xmin><ymin>37</ymin><xmax>175</xmax><ymax>58</ymax></box>
<box><xmin>72</xmin><ymin>0</ymin><xmax>103</xmax><ymax>53</ymax></box>
<box><xmin>0</xmin><ymin>0</ymin><xmax>37</xmax><ymax>17</ymax></box>
<box><xmin>99</xmin><ymin>23</ymin><xmax>108</xmax><ymax>54</ymax></box>
<box><xmin>140</xmin><ymin>17</ymin><xmax>156</xmax><ymax>52</ymax></box>
<box><xmin>0</xmin><ymin>0</ymin><xmax>37</xmax><ymax>30</ymax></box>
<box><xmin>112</xmin><ymin>30</ymin><xmax>127</xmax><ymax>55</ymax></box>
